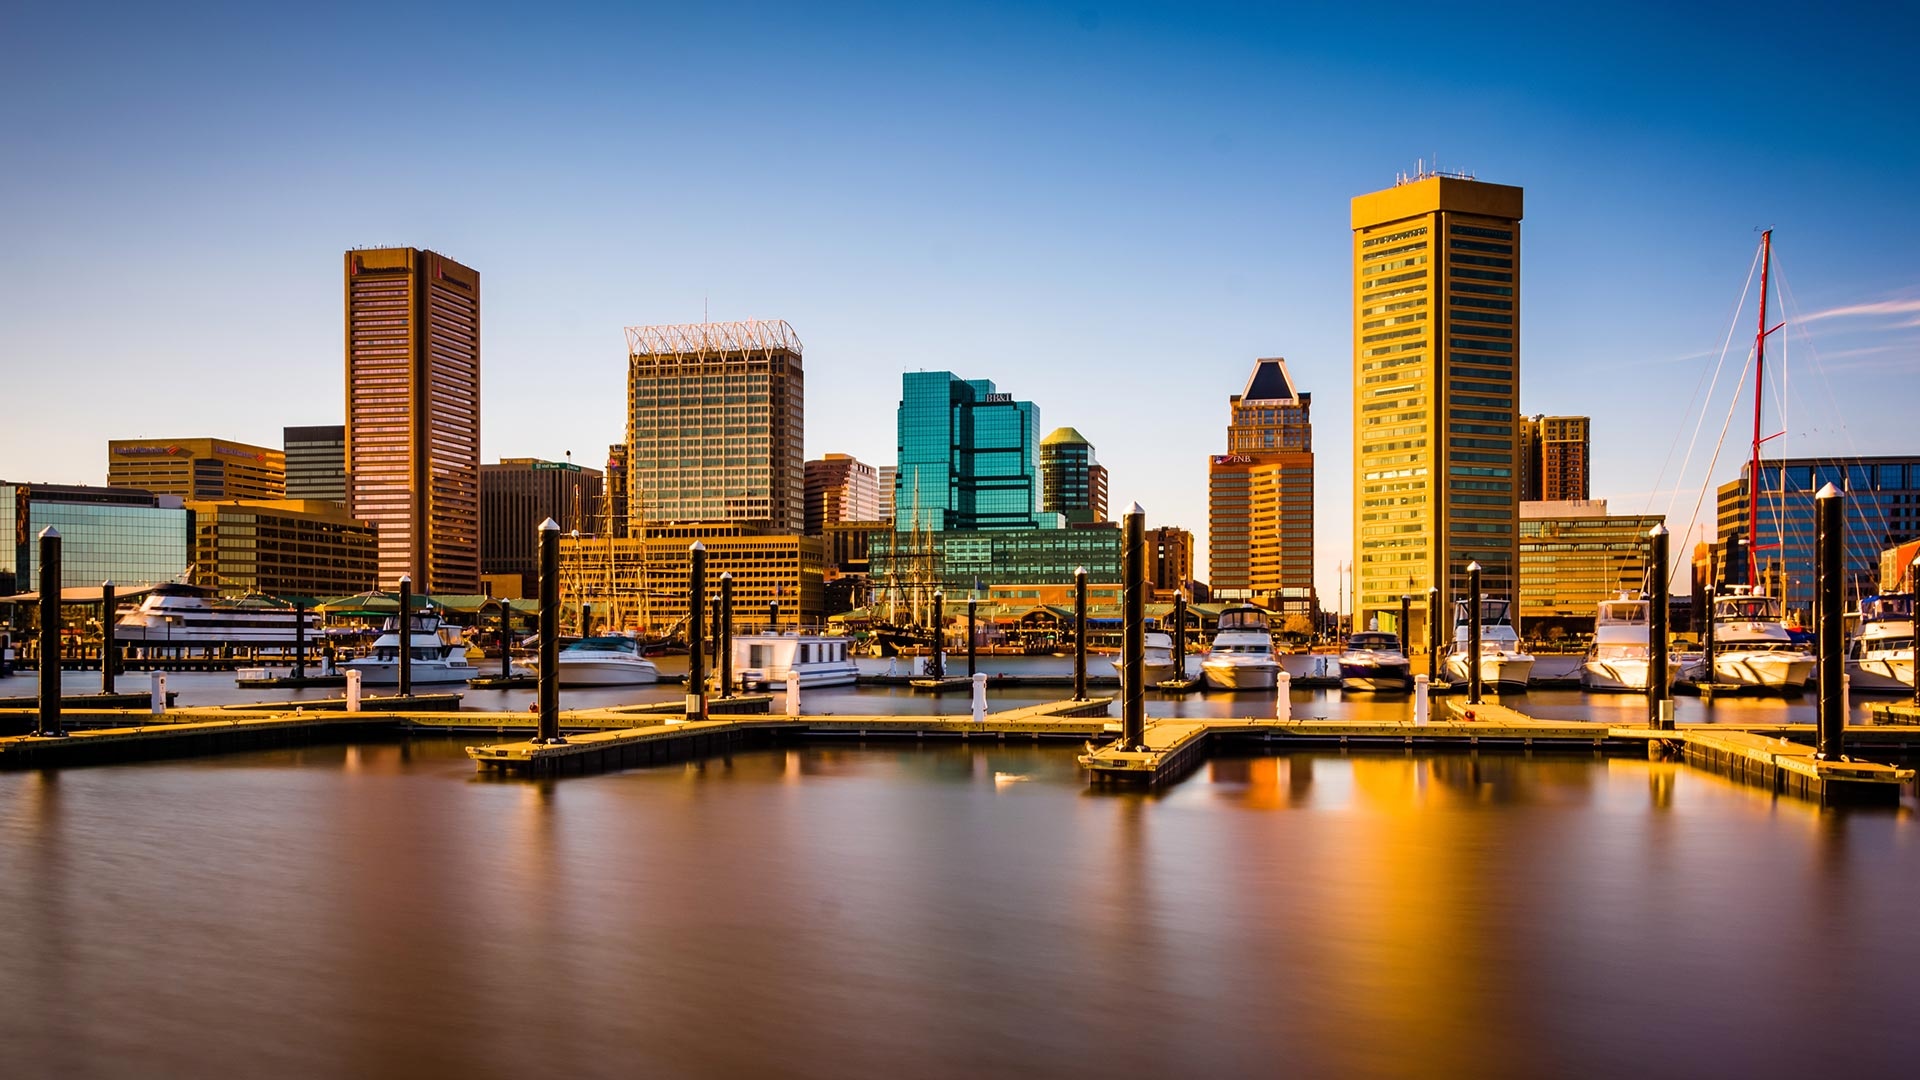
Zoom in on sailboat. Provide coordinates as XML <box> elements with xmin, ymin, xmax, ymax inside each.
<box><xmin>1682</xmin><ymin>230</ymin><xmax>1816</xmax><ymax>693</ymax></box>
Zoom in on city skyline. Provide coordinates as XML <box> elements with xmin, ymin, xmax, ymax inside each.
<box><xmin>5</xmin><ymin>3</ymin><xmax>1918</xmax><ymax>604</ymax></box>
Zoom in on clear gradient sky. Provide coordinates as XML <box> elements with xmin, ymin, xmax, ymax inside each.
<box><xmin>5</xmin><ymin>1</ymin><xmax>1918</xmax><ymax>599</ymax></box>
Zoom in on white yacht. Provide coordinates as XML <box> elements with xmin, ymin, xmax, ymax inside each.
<box><xmin>1338</xmin><ymin>631</ymin><xmax>1411</xmax><ymax>693</ymax></box>
<box><xmin>1846</xmin><ymin>593</ymin><xmax>1914</xmax><ymax>693</ymax></box>
<box><xmin>541</xmin><ymin>634</ymin><xmax>661</xmax><ymax>687</ymax></box>
<box><xmin>1683</xmin><ymin>587</ymin><xmax>1814</xmax><ymax>693</ymax></box>
<box><xmin>1443</xmin><ymin>598</ymin><xmax>1536</xmax><ymax>691</ymax></box>
<box><xmin>1581</xmin><ymin>593</ymin><xmax>1672</xmax><ymax>692</ymax></box>
<box><xmin>341</xmin><ymin>611</ymin><xmax>475</xmax><ymax>685</ymax></box>
<box><xmin>1112</xmin><ymin>628</ymin><xmax>1178</xmax><ymax>690</ymax></box>
<box><xmin>1201</xmin><ymin>606</ymin><xmax>1280</xmax><ymax>690</ymax></box>
<box><xmin>114</xmin><ymin>582</ymin><xmax>320</xmax><ymax>647</ymax></box>
<box><xmin>732</xmin><ymin>631</ymin><xmax>859</xmax><ymax>689</ymax></box>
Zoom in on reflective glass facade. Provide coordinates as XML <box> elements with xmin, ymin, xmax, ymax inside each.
<box><xmin>895</xmin><ymin>372</ymin><xmax>1054</xmax><ymax>532</ymax></box>
<box><xmin>1519</xmin><ymin>501</ymin><xmax>1663</xmax><ymax>622</ymax></box>
<box><xmin>1040</xmin><ymin>428</ymin><xmax>1109</xmax><ymax>526</ymax></box>
<box><xmin>871</xmin><ymin>524</ymin><xmax>1121</xmax><ymax>597</ymax></box>
<box><xmin>2</xmin><ymin>484</ymin><xmax>191</xmax><ymax>595</ymax></box>
<box><xmin>1715</xmin><ymin>455</ymin><xmax>1920</xmax><ymax>615</ymax></box>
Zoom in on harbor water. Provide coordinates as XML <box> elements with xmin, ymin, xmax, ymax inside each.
<box><xmin>3</xmin><ymin>659</ymin><xmax>1918</xmax><ymax>1075</ymax></box>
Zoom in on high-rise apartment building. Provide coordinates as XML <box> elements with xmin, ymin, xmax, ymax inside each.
<box><xmin>876</xmin><ymin>466</ymin><xmax>897</xmax><ymax>522</ymax></box>
<box><xmin>481</xmin><ymin>458</ymin><xmax>604</xmax><ymax>596</ymax></box>
<box><xmin>1147</xmin><ymin>525</ymin><xmax>1195</xmax><ymax>597</ymax></box>
<box><xmin>107</xmin><ymin>438</ymin><xmax>285</xmax><ymax>501</ymax></box>
<box><xmin>344</xmin><ymin>247</ymin><xmax>481</xmax><ymax>593</ymax></box>
<box><xmin>895</xmin><ymin>371</ymin><xmax>1056</xmax><ymax>532</ymax></box>
<box><xmin>284</xmin><ymin>425</ymin><xmax>347</xmax><ymax>503</ymax></box>
<box><xmin>624</xmin><ymin>319</ymin><xmax>804</xmax><ymax>534</ymax></box>
<box><xmin>1351</xmin><ymin>172</ymin><xmax>1523</xmax><ymax>642</ymax></box>
<box><xmin>1208</xmin><ymin>358</ymin><xmax>1314</xmax><ymax>611</ymax></box>
<box><xmin>1040</xmin><ymin>428</ymin><xmax>1110</xmax><ymax>526</ymax></box>
<box><xmin>805</xmin><ymin>454</ymin><xmax>881</xmax><ymax>535</ymax></box>
<box><xmin>1519</xmin><ymin>415</ymin><xmax>1590</xmax><ymax>501</ymax></box>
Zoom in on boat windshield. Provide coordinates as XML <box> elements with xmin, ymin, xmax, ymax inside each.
<box><xmin>1597</xmin><ymin>602</ymin><xmax>1648</xmax><ymax>625</ymax></box>
<box><xmin>1345</xmin><ymin>633</ymin><xmax>1402</xmax><ymax>652</ymax></box>
<box><xmin>1716</xmin><ymin>597</ymin><xmax>1781</xmax><ymax>621</ymax></box>
<box><xmin>1213</xmin><ymin>644</ymin><xmax>1269</xmax><ymax>656</ymax></box>
<box><xmin>565</xmin><ymin>636</ymin><xmax>637</xmax><ymax>654</ymax></box>
<box><xmin>1455</xmin><ymin>599</ymin><xmax>1513</xmax><ymax>626</ymax></box>
<box><xmin>1861</xmin><ymin>595</ymin><xmax>1914</xmax><ymax>621</ymax></box>
<box><xmin>1592</xmin><ymin>644</ymin><xmax>1644</xmax><ymax>660</ymax></box>
<box><xmin>1216</xmin><ymin>608</ymin><xmax>1270</xmax><ymax>632</ymax></box>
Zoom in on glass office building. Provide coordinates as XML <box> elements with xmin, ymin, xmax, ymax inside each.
<box><xmin>2</xmin><ymin>484</ymin><xmax>192</xmax><ymax>596</ymax></box>
<box><xmin>871</xmin><ymin>524</ymin><xmax>1122</xmax><ymax>597</ymax></box>
<box><xmin>1715</xmin><ymin>455</ymin><xmax>1920</xmax><ymax>614</ymax></box>
<box><xmin>895</xmin><ymin>372</ymin><xmax>1056</xmax><ymax>533</ymax></box>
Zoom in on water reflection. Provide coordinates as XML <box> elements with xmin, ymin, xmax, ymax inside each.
<box><xmin>2</xmin><ymin>740</ymin><xmax>1917</xmax><ymax>1074</ymax></box>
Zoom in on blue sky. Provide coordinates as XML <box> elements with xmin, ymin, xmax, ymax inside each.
<box><xmin>4</xmin><ymin>1</ymin><xmax>1917</xmax><ymax>598</ymax></box>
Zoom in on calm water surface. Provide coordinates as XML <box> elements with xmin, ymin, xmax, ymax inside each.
<box><xmin>2</xmin><ymin>733</ymin><xmax>1918</xmax><ymax>1078</ymax></box>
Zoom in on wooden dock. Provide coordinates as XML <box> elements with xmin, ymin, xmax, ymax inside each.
<box><xmin>0</xmin><ymin>710</ymin><xmax>405</xmax><ymax>769</ymax></box>
<box><xmin>1078</xmin><ymin>697</ymin><xmax>1916</xmax><ymax>805</ymax></box>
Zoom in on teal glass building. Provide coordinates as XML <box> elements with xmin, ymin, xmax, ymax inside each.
<box><xmin>895</xmin><ymin>372</ymin><xmax>1059</xmax><ymax>533</ymax></box>
<box><xmin>1</xmin><ymin>484</ymin><xmax>192</xmax><ymax>596</ymax></box>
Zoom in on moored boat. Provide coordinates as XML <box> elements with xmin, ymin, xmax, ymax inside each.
<box><xmin>1581</xmin><ymin>593</ymin><xmax>1674</xmax><ymax>692</ymax></box>
<box><xmin>341</xmin><ymin>611</ymin><xmax>475</xmax><ymax>685</ymax></box>
<box><xmin>1681</xmin><ymin>587</ymin><xmax>1814</xmax><ymax>693</ymax></box>
<box><xmin>732</xmin><ymin>631</ymin><xmax>858</xmax><ymax>689</ymax></box>
<box><xmin>1442</xmin><ymin>598</ymin><xmax>1535</xmax><ymax>691</ymax></box>
<box><xmin>1845</xmin><ymin>593</ymin><xmax>1914</xmax><ymax>693</ymax></box>
<box><xmin>1338</xmin><ymin>631</ymin><xmax>1411</xmax><ymax>693</ymax></box>
<box><xmin>114</xmin><ymin>582</ymin><xmax>320</xmax><ymax>647</ymax></box>
<box><xmin>543</xmin><ymin>634</ymin><xmax>660</xmax><ymax>687</ymax></box>
<box><xmin>1201</xmin><ymin>606</ymin><xmax>1279</xmax><ymax>690</ymax></box>
<box><xmin>1112</xmin><ymin>629</ymin><xmax>1177</xmax><ymax>690</ymax></box>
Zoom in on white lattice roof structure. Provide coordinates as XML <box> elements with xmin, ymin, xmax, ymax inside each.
<box><xmin>624</xmin><ymin>319</ymin><xmax>803</xmax><ymax>359</ymax></box>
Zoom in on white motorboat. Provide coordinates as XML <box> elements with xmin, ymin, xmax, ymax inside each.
<box><xmin>1338</xmin><ymin>631</ymin><xmax>1411</xmax><ymax>692</ymax></box>
<box><xmin>1581</xmin><ymin>593</ymin><xmax>1674</xmax><ymax>692</ymax></box>
<box><xmin>1682</xmin><ymin>587</ymin><xmax>1814</xmax><ymax>693</ymax></box>
<box><xmin>542</xmin><ymin>634</ymin><xmax>660</xmax><ymax>687</ymax></box>
<box><xmin>1845</xmin><ymin>593</ymin><xmax>1914</xmax><ymax>693</ymax></box>
<box><xmin>341</xmin><ymin>611</ymin><xmax>474</xmax><ymax>685</ymax></box>
<box><xmin>114</xmin><ymin>582</ymin><xmax>320</xmax><ymax>647</ymax></box>
<box><xmin>732</xmin><ymin>631</ymin><xmax>858</xmax><ymax>689</ymax></box>
<box><xmin>1201</xmin><ymin>606</ymin><xmax>1280</xmax><ymax>690</ymax></box>
<box><xmin>1443</xmin><ymin>597</ymin><xmax>1536</xmax><ymax>691</ymax></box>
<box><xmin>1112</xmin><ymin>629</ymin><xmax>1178</xmax><ymax>689</ymax></box>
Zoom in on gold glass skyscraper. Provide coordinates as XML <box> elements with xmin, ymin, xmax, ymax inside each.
<box><xmin>1351</xmin><ymin>173</ymin><xmax>1523</xmax><ymax>642</ymax></box>
<box><xmin>345</xmin><ymin>247</ymin><xmax>481</xmax><ymax>593</ymax></box>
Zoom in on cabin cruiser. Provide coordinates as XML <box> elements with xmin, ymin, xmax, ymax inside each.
<box><xmin>732</xmin><ymin>631</ymin><xmax>858</xmax><ymax>689</ymax></box>
<box><xmin>341</xmin><ymin>611</ymin><xmax>475</xmax><ymax>685</ymax></box>
<box><xmin>1201</xmin><ymin>606</ymin><xmax>1280</xmax><ymax>690</ymax></box>
<box><xmin>114</xmin><ymin>582</ymin><xmax>320</xmax><ymax>647</ymax></box>
<box><xmin>1112</xmin><ymin>627</ymin><xmax>1178</xmax><ymax>690</ymax></box>
<box><xmin>1338</xmin><ymin>631</ymin><xmax>1411</xmax><ymax>693</ymax></box>
<box><xmin>1682</xmin><ymin>587</ymin><xmax>1814</xmax><ymax>693</ymax></box>
<box><xmin>1581</xmin><ymin>593</ymin><xmax>1673</xmax><ymax>692</ymax></box>
<box><xmin>1846</xmin><ymin>593</ymin><xmax>1914</xmax><ymax>693</ymax></box>
<box><xmin>1443</xmin><ymin>598</ymin><xmax>1536</xmax><ymax>691</ymax></box>
<box><xmin>539</xmin><ymin>633</ymin><xmax>660</xmax><ymax>687</ymax></box>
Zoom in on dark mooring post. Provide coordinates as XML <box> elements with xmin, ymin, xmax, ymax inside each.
<box><xmin>37</xmin><ymin>527</ymin><xmax>63</xmax><ymax>737</ymax></box>
<box><xmin>1466</xmin><ymin>561</ymin><xmax>1484</xmax><ymax>705</ymax></box>
<box><xmin>1815</xmin><ymin>484</ymin><xmax>1845</xmax><ymax>760</ymax></box>
<box><xmin>1073</xmin><ymin>566</ymin><xmax>1089</xmax><ymax>700</ymax></box>
<box><xmin>581</xmin><ymin>602</ymin><xmax>592</xmax><ymax>639</ymax></box>
<box><xmin>1122</xmin><ymin>504</ymin><xmax>1146</xmax><ymax>750</ymax></box>
<box><xmin>687</xmin><ymin>541</ymin><xmax>707</xmax><ymax>719</ymax></box>
<box><xmin>397</xmin><ymin>574</ymin><xmax>414</xmax><ymax>697</ymax></box>
<box><xmin>1399</xmin><ymin>594</ymin><xmax>1411</xmax><ymax>654</ymax></box>
<box><xmin>1704</xmin><ymin>545</ymin><xmax>1719</xmax><ymax>681</ymax></box>
<box><xmin>966</xmin><ymin>596</ymin><xmax>978</xmax><ymax>678</ymax></box>
<box><xmin>710</xmin><ymin>596</ymin><xmax>721</xmax><ymax>682</ymax></box>
<box><xmin>1427</xmin><ymin>585</ymin><xmax>1440</xmax><ymax>682</ymax></box>
<box><xmin>1648</xmin><ymin>524</ymin><xmax>1672</xmax><ymax>730</ymax></box>
<box><xmin>101</xmin><ymin>579</ymin><xmax>117</xmax><ymax>694</ymax></box>
<box><xmin>1172</xmin><ymin>591</ymin><xmax>1188</xmax><ymax>681</ymax></box>
<box><xmin>929</xmin><ymin>591</ymin><xmax>945</xmax><ymax>679</ymax></box>
<box><xmin>769</xmin><ymin>599</ymin><xmax>779</xmax><ymax>633</ymax></box>
<box><xmin>1911</xmin><ymin>553</ymin><xmax>1920</xmax><ymax>708</ymax></box>
<box><xmin>499</xmin><ymin>600</ymin><xmax>513</xmax><ymax>680</ymax></box>
<box><xmin>537</xmin><ymin>520</ymin><xmax>563</xmax><ymax>743</ymax></box>
<box><xmin>292</xmin><ymin>598</ymin><xmax>307</xmax><ymax>681</ymax></box>
<box><xmin>719</xmin><ymin>572</ymin><xmax>734</xmax><ymax>698</ymax></box>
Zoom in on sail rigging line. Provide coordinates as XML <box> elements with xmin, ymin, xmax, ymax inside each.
<box><xmin>1667</xmin><ymin>348</ymin><xmax>1757</xmax><ymax>594</ymax></box>
<box><xmin>1645</xmin><ymin>242</ymin><xmax>1763</xmax><ymax>529</ymax></box>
